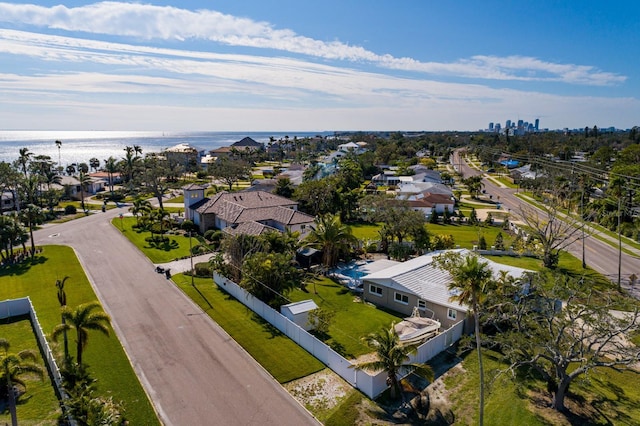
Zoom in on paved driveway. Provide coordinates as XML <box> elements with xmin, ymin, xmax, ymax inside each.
<box><xmin>34</xmin><ymin>208</ymin><xmax>318</xmax><ymax>425</ymax></box>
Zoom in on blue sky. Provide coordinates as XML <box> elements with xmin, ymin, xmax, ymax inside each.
<box><xmin>0</xmin><ymin>1</ymin><xmax>638</xmax><ymax>131</ymax></box>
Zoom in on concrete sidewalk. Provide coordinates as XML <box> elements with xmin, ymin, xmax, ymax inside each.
<box><xmin>154</xmin><ymin>253</ymin><xmax>215</xmax><ymax>274</ymax></box>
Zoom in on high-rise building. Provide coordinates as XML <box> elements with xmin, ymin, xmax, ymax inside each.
<box><xmin>506</xmin><ymin>119</ymin><xmax>511</xmax><ymax>129</ymax></box>
<box><xmin>488</xmin><ymin>122</ymin><xmax>494</xmax><ymax>131</ymax></box>
<box><xmin>534</xmin><ymin>118</ymin><xmax>539</xmax><ymax>131</ymax></box>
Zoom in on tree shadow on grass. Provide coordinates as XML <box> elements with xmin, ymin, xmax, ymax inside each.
<box><xmin>585</xmin><ymin>376</ymin><xmax>635</xmax><ymax>426</ymax></box>
<box><xmin>146</xmin><ymin>239</ymin><xmax>179</xmax><ymax>252</ymax></box>
<box><xmin>309</xmin><ymin>329</ymin><xmax>353</xmax><ymax>358</ymax></box>
<box><xmin>0</xmin><ymin>255</ymin><xmax>47</xmax><ymax>277</ymax></box>
<box><xmin>252</xmin><ymin>312</ymin><xmax>283</xmax><ymax>339</ymax></box>
<box><xmin>190</xmin><ymin>282</ymin><xmax>214</xmax><ymax>311</ymax></box>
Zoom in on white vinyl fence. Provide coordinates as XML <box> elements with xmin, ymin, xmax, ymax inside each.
<box><xmin>213</xmin><ymin>272</ymin><xmax>464</xmax><ymax>398</ymax></box>
<box><xmin>0</xmin><ymin>297</ymin><xmax>73</xmax><ymax>422</ymax></box>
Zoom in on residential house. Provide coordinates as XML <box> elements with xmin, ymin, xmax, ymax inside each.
<box><xmin>362</xmin><ymin>249</ymin><xmax>529</xmax><ymax>333</ymax></box>
<box><xmin>89</xmin><ymin>171</ymin><xmax>121</xmax><ymax>186</ymax></box>
<box><xmin>1</xmin><ymin>191</ymin><xmax>15</xmax><ymax>211</ymax></box>
<box><xmin>407</xmin><ymin>166</ymin><xmax>443</xmax><ymax>184</ymax></box>
<box><xmin>371</xmin><ymin>170</ymin><xmax>401</xmax><ymax>187</ymax></box>
<box><xmin>54</xmin><ymin>175</ymin><xmax>106</xmax><ymax>200</ymax></box>
<box><xmin>400</xmin><ymin>192</ymin><xmax>455</xmax><ymax>217</ymax></box>
<box><xmin>183</xmin><ymin>185</ymin><xmax>315</xmax><ymax>236</ymax></box>
<box><xmin>232</xmin><ymin>136</ymin><xmax>264</xmax><ymax>152</ymax></box>
<box><xmin>207</xmin><ymin>136</ymin><xmax>264</xmax><ymax>160</ymax></box>
<box><xmin>164</xmin><ymin>143</ymin><xmax>205</xmax><ymax>171</ymax></box>
<box><xmin>510</xmin><ymin>164</ymin><xmax>544</xmax><ymax>183</ymax></box>
<box><xmin>396</xmin><ymin>181</ymin><xmax>452</xmax><ymax>196</ymax></box>
<box><xmin>337</xmin><ymin>141</ymin><xmax>360</xmax><ymax>152</ymax></box>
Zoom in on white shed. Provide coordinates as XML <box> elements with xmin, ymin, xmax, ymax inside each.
<box><xmin>280</xmin><ymin>300</ymin><xmax>319</xmax><ymax>331</ymax></box>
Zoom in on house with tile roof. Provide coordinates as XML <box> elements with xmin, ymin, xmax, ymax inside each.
<box><xmin>207</xmin><ymin>136</ymin><xmax>264</xmax><ymax>160</ymax></box>
<box><xmin>183</xmin><ymin>185</ymin><xmax>314</xmax><ymax>236</ymax></box>
<box><xmin>362</xmin><ymin>249</ymin><xmax>529</xmax><ymax>332</ymax></box>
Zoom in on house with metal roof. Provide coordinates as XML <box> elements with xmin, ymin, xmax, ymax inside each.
<box><xmin>362</xmin><ymin>249</ymin><xmax>529</xmax><ymax>332</ymax></box>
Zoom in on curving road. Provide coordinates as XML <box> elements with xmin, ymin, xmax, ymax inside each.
<box><xmin>34</xmin><ymin>208</ymin><xmax>318</xmax><ymax>426</ymax></box>
<box><xmin>451</xmin><ymin>150</ymin><xmax>640</xmax><ymax>296</ymax></box>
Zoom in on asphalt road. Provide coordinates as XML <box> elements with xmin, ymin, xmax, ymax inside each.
<box><xmin>34</xmin><ymin>208</ymin><xmax>318</xmax><ymax>426</ymax></box>
<box><xmin>451</xmin><ymin>150</ymin><xmax>640</xmax><ymax>295</ymax></box>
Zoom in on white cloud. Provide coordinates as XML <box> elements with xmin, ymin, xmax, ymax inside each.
<box><xmin>0</xmin><ymin>2</ymin><xmax>626</xmax><ymax>86</ymax></box>
<box><xmin>0</xmin><ymin>27</ymin><xmax>638</xmax><ymax>131</ymax></box>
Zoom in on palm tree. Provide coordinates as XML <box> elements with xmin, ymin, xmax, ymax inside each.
<box><xmin>0</xmin><ymin>214</ymin><xmax>27</xmax><ymax>260</ymax></box>
<box><xmin>149</xmin><ymin>208</ymin><xmax>170</xmax><ymax>240</ymax></box>
<box><xmin>55</xmin><ymin>139</ymin><xmax>62</xmax><ymax>166</ymax></box>
<box><xmin>103</xmin><ymin>157</ymin><xmax>118</xmax><ymax>197</ymax></box>
<box><xmin>43</xmin><ymin>169</ymin><xmax>62</xmax><ymax>213</ymax></box>
<box><xmin>55</xmin><ymin>276</ymin><xmax>71</xmax><ymax>362</ymax></box>
<box><xmin>129</xmin><ymin>197</ymin><xmax>152</xmax><ymax>225</ymax></box>
<box><xmin>463</xmin><ymin>176</ymin><xmax>484</xmax><ymax>199</ymax></box>
<box><xmin>0</xmin><ymin>339</ymin><xmax>44</xmax><ymax>426</ymax></box>
<box><xmin>22</xmin><ymin>174</ymin><xmax>41</xmax><ymax>206</ymax></box>
<box><xmin>122</xmin><ymin>146</ymin><xmax>137</xmax><ymax>189</ymax></box>
<box><xmin>77</xmin><ymin>162</ymin><xmax>89</xmax><ymax>174</ymax></box>
<box><xmin>19</xmin><ymin>204</ymin><xmax>44</xmax><ymax>256</ymax></box>
<box><xmin>52</xmin><ymin>301</ymin><xmax>111</xmax><ymax>365</ymax></box>
<box><xmin>354</xmin><ymin>324</ymin><xmax>433</xmax><ymax>400</ymax></box>
<box><xmin>304</xmin><ymin>214</ymin><xmax>357</xmax><ymax>270</ymax></box>
<box><xmin>133</xmin><ymin>145</ymin><xmax>143</xmax><ymax>158</ymax></box>
<box><xmin>434</xmin><ymin>252</ymin><xmax>493</xmax><ymax>426</ymax></box>
<box><xmin>77</xmin><ymin>171</ymin><xmax>92</xmax><ymax>212</ymax></box>
<box><xmin>16</xmin><ymin>147</ymin><xmax>32</xmax><ymax>178</ymax></box>
<box><xmin>89</xmin><ymin>157</ymin><xmax>100</xmax><ymax>172</ymax></box>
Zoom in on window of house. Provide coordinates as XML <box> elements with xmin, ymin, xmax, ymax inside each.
<box><xmin>369</xmin><ymin>285</ymin><xmax>383</xmax><ymax>297</ymax></box>
<box><xmin>394</xmin><ymin>292</ymin><xmax>409</xmax><ymax>305</ymax></box>
<box><xmin>447</xmin><ymin>308</ymin><xmax>457</xmax><ymax>320</ymax></box>
<box><xmin>417</xmin><ymin>300</ymin><xmax>427</xmax><ymax>309</ymax></box>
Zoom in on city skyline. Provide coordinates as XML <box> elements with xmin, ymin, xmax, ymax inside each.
<box><xmin>0</xmin><ymin>1</ymin><xmax>639</xmax><ymax>132</ymax></box>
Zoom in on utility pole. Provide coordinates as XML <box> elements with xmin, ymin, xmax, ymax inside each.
<box><xmin>617</xmin><ymin>195</ymin><xmax>622</xmax><ymax>290</ymax></box>
<box><xmin>581</xmin><ymin>184</ymin><xmax>586</xmax><ymax>269</ymax></box>
<box><xmin>189</xmin><ymin>231</ymin><xmax>195</xmax><ymax>287</ymax></box>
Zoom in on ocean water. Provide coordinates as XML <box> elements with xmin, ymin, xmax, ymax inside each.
<box><xmin>0</xmin><ymin>130</ymin><xmax>331</xmax><ymax>167</ymax></box>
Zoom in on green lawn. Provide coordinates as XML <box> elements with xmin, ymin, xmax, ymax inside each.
<box><xmin>114</xmin><ymin>217</ymin><xmax>193</xmax><ymax>263</ymax></box>
<box><xmin>349</xmin><ymin>221</ymin><xmax>514</xmax><ymax>251</ymax></box>
<box><xmin>445</xmin><ymin>347</ymin><xmax>640</xmax><ymax>425</ymax></box>
<box><xmin>0</xmin><ymin>246</ymin><xmax>159</xmax><ymax>425</ymax></box>
<box><xmin>428</xmin><ymin>223</ymin><xmax>511</xmax><ymax>249</ymax></box>
<box><xmin>289</xmin><ymin>276</ymin><xmax>403</xmax><ymax>358</ymax></box>
<box><xmin>0</xmin><ymin>318</ymin><xmax>60</xmax><ymax>425</ymax></box>
<box><xmin>349</xmin><ymin>222</ymin><xmax>383</xmax><ymax>240</ymax></box>
<box><xmin>444</xmin><ymin>349</ymin><xmax>547</xmax><ymax>426</ymax></box>
<box><xmin>166</xmin><ymin>195</ymin><xmax>184</xmax><ymax>204</ymax></box>
<box><xmin>171</xmin><ymin>274</ymin><xmax>325</xmax><ymax>383</ymax></box>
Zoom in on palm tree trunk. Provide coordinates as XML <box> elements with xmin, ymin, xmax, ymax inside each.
<box><xmin>76</xmin><ymin>333</ymin><xmax>83</xmax><ymax>365</ymax></box>
<box><xmin>7</xmin><ymin>375</ymin><xmax>18</xmax><ymax>426</ymax></box>
<box><xmin>62</xmin><ymin>316</ymin><xmax>69</xmax><ymax>362</ymax></box>
<box><xmin>29</xmin><ymin>223</ymin><xmax>36</xmax><ymax>256</ymax></box>
<box><xmin>474</xmin><ymin>304</ymin><xmax>484</xmax><ymax>426</ymax></box>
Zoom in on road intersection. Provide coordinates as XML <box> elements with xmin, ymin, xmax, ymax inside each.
<box><xmin>33</xmin><ymin>207</ymin><xmax>318</xmax><ymax>425</ymax></box>
<box><xmin>451</xmin><ymin>150</ymin><xmax>640</xmax><ymax>298</ymax></box>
